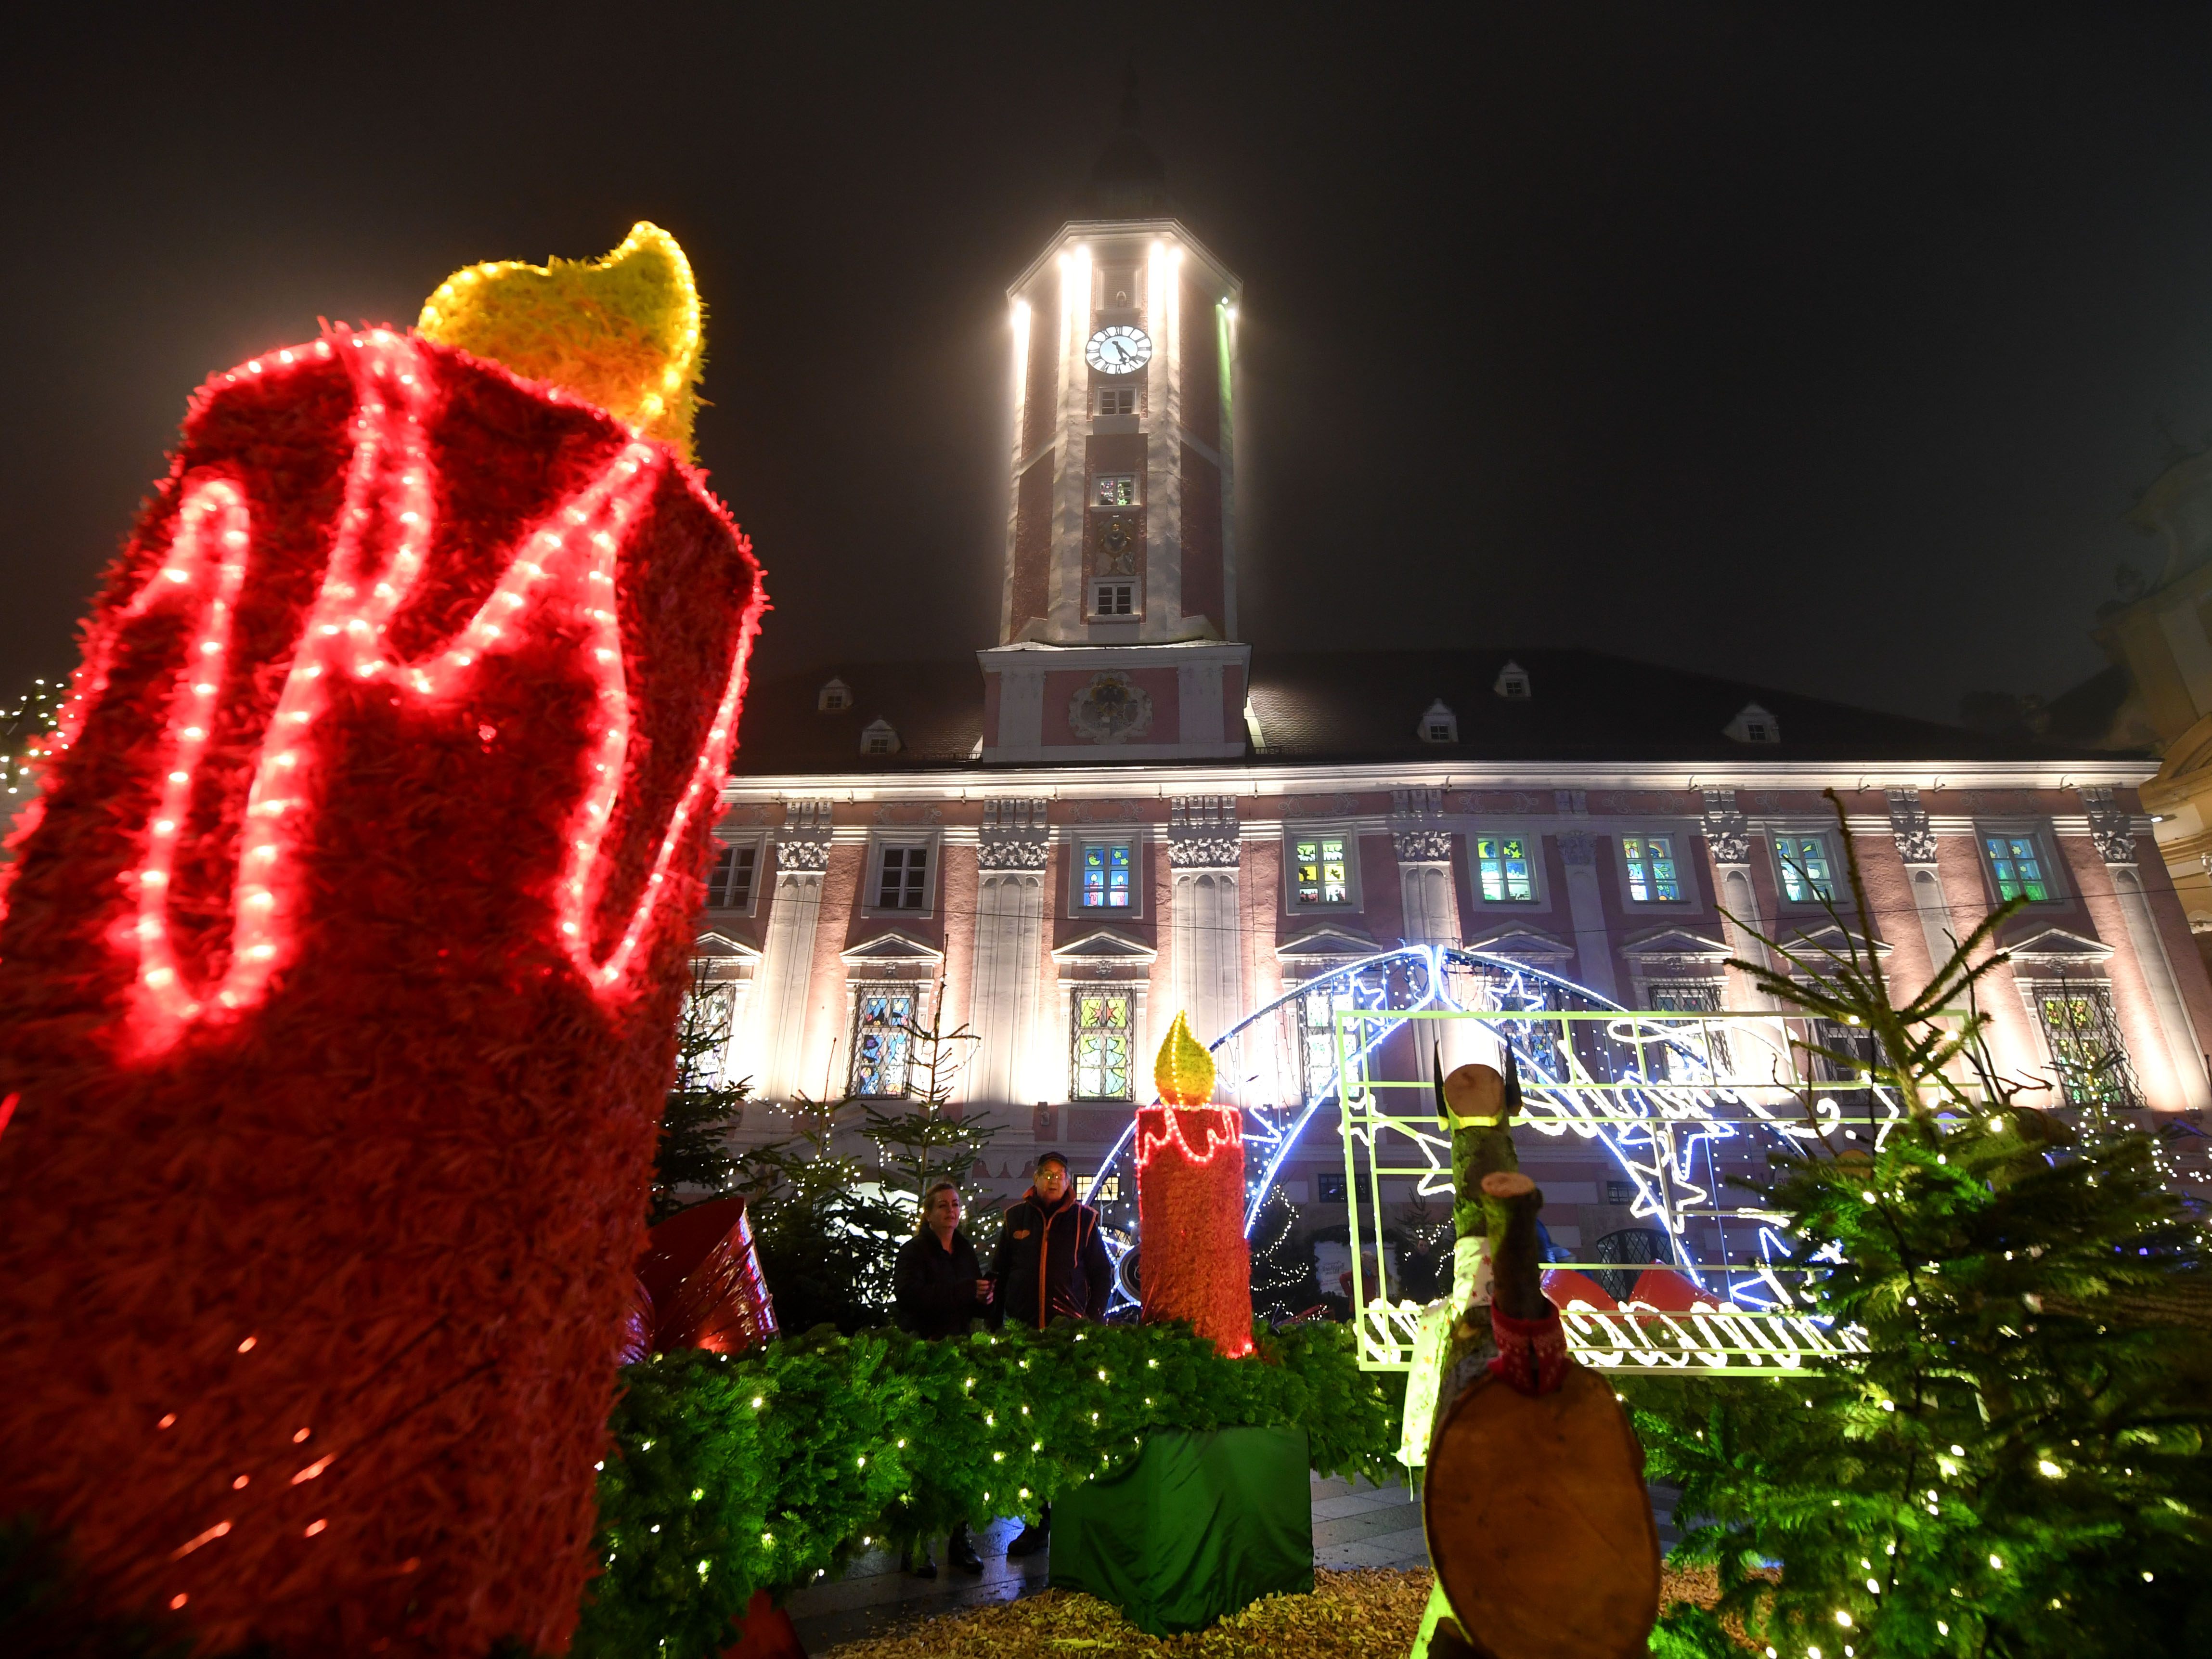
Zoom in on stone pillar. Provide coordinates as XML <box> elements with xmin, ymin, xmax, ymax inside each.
<box><xmin>969</xmin><ymin>798</ymin><xmax>1050</xmax><ymax>1105</ymax></box>
<box><xmin>1887</xmin><ymin>787</ymin><xmax>1956</xmax><ymax>997</ymax></box>
<box><xmin>1702</xmin><ymin>788</ymin><xmax>1771</xmax><ymax>1010</ymax></box>
<box><xmin>1393</xmin><ymin>787</ymin><xmax>1461</xmax><ymax>950</ymax></box>
<box><xmin>2083</xmin><ymin>788</ymin><xmax>2212</xmax><ymax>1110</ymax></box>
<box><xmin>1553</xmin><ymin>789</ymin><xmax>1617</xmax><ymax>1001</ymax></box>
<box><xmin>745</xmin><ymin>799</ymin><xmax>832</xmax><ymax>1102</ymax></box>
<box><xmin>1169</xmin><ymin>796</ymin><xmax>1243</xmax><ymax>1064</ymax></box>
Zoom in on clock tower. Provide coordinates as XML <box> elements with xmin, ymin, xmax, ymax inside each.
<box><xmin>977</xmin><ymin>106</ymin><xmax>1247</xmax><ymax>762</ymax></box>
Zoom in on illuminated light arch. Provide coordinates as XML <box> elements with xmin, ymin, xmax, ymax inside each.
<box><xmin>31</xmin><ymin>327</ymin><xmax>756</xmax><ymax>1057</ymax></box>
<box><xmin>1084</xmin><ymin>944</ymin><xmax>1864</xmax><ymax>1323</ymax></box>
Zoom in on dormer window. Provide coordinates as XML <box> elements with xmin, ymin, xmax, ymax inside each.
<box><xmin>1418</xmin><ymin>699</ymin><xmax>1458</xmax><ymax>743</ymax></box>
<box><xmin>1726</xmin><ymin>702</ymin><xmax>1780</xmax><ymax>744</ymax></box>
<box><xmin>818</xmin><ymin>678</ymin><xmax>853</xmax><ymax>712</ymax></box>
<box><xmin>860</xmin><ymin>718</ymin><xmax>899</xmax><ymax>756</ymax></box>
<box><xmin>1494</xmin><ymin>661</ymin><xmax>1531</xmax><ymax>700</ymax></box>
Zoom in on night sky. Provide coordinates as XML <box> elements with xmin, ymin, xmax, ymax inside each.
<box><xmin>8</xmin><ymin>6</ymin><xmax>2212</xmax><ymax>727</ymax></box>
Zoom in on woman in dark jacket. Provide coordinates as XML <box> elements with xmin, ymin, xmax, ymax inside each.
<box><xmin>892</xmin><ymin>1181</ymin><xmax>992</xmax><ymax>1576</ymax></box>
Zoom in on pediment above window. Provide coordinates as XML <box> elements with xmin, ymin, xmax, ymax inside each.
<box><xmin>839</xmin><ymin>931</ymin><xmax>944</xmax><ymax>969</ymax></box>
<box><xmin>1461</xmin><ymin>924</ymin><xmax>1577</xmax><ymax>964</ymax></box>
<box><xmin>1274</xmin><ymin>923</ymin><xmax>1381</xmax><ymax>964</ymax></box>
<box><xmin>692</xmin><ymin>930</ymin><xmax>761</xmax><ymax>962</ymax></box>
<box><xmin>1052</xmin><ymin>928</ymin><xmax>1159</xmax><ymax>965</ymax></box>
<box><xmin>2005</xmin><ymin>926</ymin><xmax>2113</xmax><ymax>966</ymax></box>
<box><xmin>1618</xmin><ymin>926</ymin><xmax>1732</xmax><ymax>966</ymax></box>
<box><xmin>1778</xmin><ymin>921</ymin><xmax>1891</xmax><ymax>959</ymax></box>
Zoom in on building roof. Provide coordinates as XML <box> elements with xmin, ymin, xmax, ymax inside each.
<box><xmin>728</xmin><ymin>647</ymin><xmax>2131</xmax><ymax>778</ymax></box>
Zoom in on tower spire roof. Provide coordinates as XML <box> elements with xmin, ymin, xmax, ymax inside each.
<box><xmin>1084</xmin><ymin>66</ymin><xmax>1170</xmax><ymax>219</ymax></box>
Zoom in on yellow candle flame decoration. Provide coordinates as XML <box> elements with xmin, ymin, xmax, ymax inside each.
<box><xmin>1153</xmin><ymin>1011</ymin><xmax>1216</xmax><ymax>1107</ymax></box>
<box><xmin>417</xmin><ymin>221</ymin><xmax>705</xmax><ymax>459</ymax></box>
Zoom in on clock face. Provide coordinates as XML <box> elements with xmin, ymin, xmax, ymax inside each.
<box><xmin>1085</xmin><ymin>324</ymin><xmax>1153</xmax><ymax>376</ymax></box>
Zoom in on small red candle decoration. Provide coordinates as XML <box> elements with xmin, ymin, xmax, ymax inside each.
<box><xmin>1135</xmin><ymin>1012</ymin><xmax>1255</xmax><ymax>1357</ymax></box>
<box><xmin>0</xmin><ymin>227</ymin><xmax>763</xmax><ymax>1654</ymax></box>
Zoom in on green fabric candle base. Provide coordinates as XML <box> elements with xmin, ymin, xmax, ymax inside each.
<box><xmin>1048</xmin><ymin>1425</ymin><xmax>1315</xmax><ymax>1635</ymax></box>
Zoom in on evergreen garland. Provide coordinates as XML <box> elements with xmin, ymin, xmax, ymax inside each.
<box><xmin>1627</xmin><ymin>791</ymin><xmax>2212</xmax><ymax>1658</ymax></box>
<box><xmin>574</xmin><ymin>1318</ymin><xmax>1403</xmax><ymax>1659</ymax></box>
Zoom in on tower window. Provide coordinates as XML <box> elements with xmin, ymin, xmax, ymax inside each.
<box><xmin>1773</xmin><ymin>833</ymin><xmax>1837</xmax><ymax>903</ymax></box>
<box><xmin>1091</xmin><ymin>580</ymin><xmax>1137</xmax><ymax>618</ymax></box>
<box><xmin>707</xmin><ymin>842</ymin><xmax>758</xmax><ymax>909</ymax></box>
<box><xmin>1095</xmin><ymin>385</ymin><xmax>1137</xmax><ymax>416</ymax></box>
<box><xmin>1621</xmin><ymin>834</ymin><xmax>1682</xmax><ymax>903</ymax></box>
<box><xmin>877</xmin><ymin>845</ymin><xmax>930</xmax><ymax>909</ymax></box>
<box><xmin>1093</xmin><ymin>474</ymin><xmax>1139</xmax><ymax>508</ymax></box>
<box><xmin>1475</xmin><ymin>835</ymin><xmax>1536</xmax><ymax>903</ymax></box>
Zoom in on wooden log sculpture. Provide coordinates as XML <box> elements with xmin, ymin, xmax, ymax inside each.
<box><xmin>1422</xmin><ymin>1172</ymin><xmax>1661</xmax><ymax>1659</ymax></box>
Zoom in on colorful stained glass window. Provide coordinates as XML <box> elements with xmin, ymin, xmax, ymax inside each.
<box><xmin>1475</xmin><ymin>835</ymin><xmax>1534</xmax><ymax>903</ymax></box>
<box><xmin>1093</xmin><ymin>474</ymin><xmax>1138</xmax><ymax>508</ymax></box>
<box><xmin>2034</xmin><ymin>987</ymin><xmax>2142</xmax><ymax>1110</ymax></box>
<box><xmin>1986</xmin><ymin>834</ymin><xmax>2051</xmax><ymax>902</ymax></box>
<box><xmin>1081</xmin><ymin>842</ymin><xmax>1134</xmax><ymax>908</ymax></box>
<box><xmin>1294</xmin><ymin>837</ymin><xmax>1351</xmax><ymax>906</ymax></box>
<box><xmin>850</xmin><ymin>986</ymin><xmax>917</xmax><ymax>1097</ymax></box>
<box><xmin>877</xmin><ymin>844</ymin><xmax>928</xmax><ymax>909</ymax></box>
<box><xmin>1773</xmin><ymin>834</ymin><xmax>1836</xmax><ymax>903</ymax></box>
<box><xmin>1072</xmin><ymin>991</ymin><xmax>1134</xmax><ymax>1100</ymax></box>
<box><xmin>1621</xmin><ymin>833</ymin><xmax>1680</xmax><ymax>902</ymax></box>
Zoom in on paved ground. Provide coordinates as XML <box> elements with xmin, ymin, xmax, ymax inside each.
<box><xmin>786</xmin><ymin>1475</ymin><xmax>1684</xmax><ymax>1651</ymax></box>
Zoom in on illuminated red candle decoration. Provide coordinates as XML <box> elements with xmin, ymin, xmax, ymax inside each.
<box><xmin>1135</xmin><ymin>1011</ymin><xmax>1255</xmax><ymax>1358</ymax></box>
<box><xmin>0</xmin><ymin>225</ymin><xmax>763</xmax><ymax>1655</ymax></box>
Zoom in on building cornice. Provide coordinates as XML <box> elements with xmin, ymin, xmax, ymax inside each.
<box><xmin>724</xmin><ymin>754</ymin><xmax>2158</xmax><ymax>804</ymax></box>
<box><xmin>1007</xmin><ymin>217</ymin><xmax>1242</xmax><ymax>298</ymax></box>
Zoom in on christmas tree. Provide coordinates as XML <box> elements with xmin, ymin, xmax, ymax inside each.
<box><xmin>649</xmin><ymin>959</ymin><xmax>751</xmax><ymax>1220</ymax></box>
<box><xmin>854</xmin><ymin>992</ymin><xmax>996</xmax><ymax>1203</ymax></box>
<box><xmin>1629</xmin><ymin>791</ymin><xmax>2212</xmax><ymax>1658</ymax></box>
<box><xmin>1249</xmin><ymin>1181</ymin><xmax>1319</xmax><ymax>1322</ymax></box>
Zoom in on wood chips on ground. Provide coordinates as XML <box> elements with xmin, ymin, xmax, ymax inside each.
<box><xmin>818</xmin><ymin>1565</ymin><xmax>1732</xmax><ymax>1657</ymax></box>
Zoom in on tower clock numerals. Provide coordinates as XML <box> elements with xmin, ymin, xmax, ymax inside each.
<box><xmin>1085</xmin><ymin>324</ymin><xmax>1153</xmax><ymax>375</ymax></box>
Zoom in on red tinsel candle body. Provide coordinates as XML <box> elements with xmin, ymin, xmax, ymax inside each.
<box><xmin>0</xmin><ymin>329</ymin><xmax>763</xmax><ymax>1654</ymax></box>
<box><xmin>1135</xmin><ymin>1106</ymin><xmax>1255</xmax><ymax>1357</ymax></box>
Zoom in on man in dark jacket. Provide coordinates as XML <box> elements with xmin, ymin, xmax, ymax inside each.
<box><xmin>989</xmin><ymin>1151</ymin><xmax>1112</xmax><ymax>1555</ymax></box>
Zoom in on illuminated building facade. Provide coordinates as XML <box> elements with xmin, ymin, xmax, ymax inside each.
<box><xmin>699</xmin><ymin>137</ymin><xmax>2212</xmax><ymax>1263</ymax></box>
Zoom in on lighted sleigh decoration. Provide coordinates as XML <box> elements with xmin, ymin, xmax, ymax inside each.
<box><xmin>0</xmin><ymin>226</ymin><xmax>764</xmax><ymax>1655</ymax></box>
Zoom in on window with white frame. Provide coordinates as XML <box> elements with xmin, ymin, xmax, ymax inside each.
<box><xmin>1071</xmin><ymin>988</ymin><xmax>1135</xmax><ymax>1100</ymax></box>
<box><xmin>2029</xmin><ymin>983</ymin><xmax>2143</xmax><ymax>1110</ymax></box>
<box><xmin>1474</xmin><ymin>833</ymin><xmax>1537</xmax><ymax>903</ymax></box>
<box><xmin>875</xmin><ymin>842</ymin><xmax>931</xmax><ymax>911</ymax></box>
<box><xmin>1772</xmin><ymin>832</ymin><xmax>1837</xmax><ymax>904</ymax></box>
<box><xmin>848</xmin><ymin>984</ymin><xmax>918</xmax><ymax>1097</ymax></box>
<box><xmin>1094</xmin><ymin>385</ymin><xmax>1137</xmax><ymax>416</ymax></box>
<box><xmin>817</xmin><ymin>678</ymin><xmax>852</xmax><ymax>711</ymax></box>
<box><xmin>1620</xmin><ymin>833</ymin><xmax>1684</xmax><ymax>903</ymax></box>
<box><xmin>1092</xmin><ymin>473</ymin><xmax>1139</xmax><ymax>508</ymax></box>
<box><xmin>707</xmin><ymin>842</ymin><xmax>758</xmax><ymax>909</ymax></box>
<box><xmin>1418</xmin><ymin>699</ymin><xmax>1458</xmax><ymax>743</ymax></box>
<box><xmin>1983</xmin><ymin>831</ymin><xmax>2055</xmax><ymax>903</ymax></box>
<box><xmin>1090</xmin><ymin>579</ymin><xmax>1137</xmax><ymax>618</ymax></box>
<box><xmin>1077</xmin><ymin>839</ymin><xmax>1135</xmax><ymax>910</ymax></box>
<box><xmin>1290</xmin><ymin>833</ymin><xmax>1355</xmax><ymax>908</ymax></box>
<box><xmin>860</xmin><ymin>719</ymin><xmax>899</xmax><ymax>756</ymax></box>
